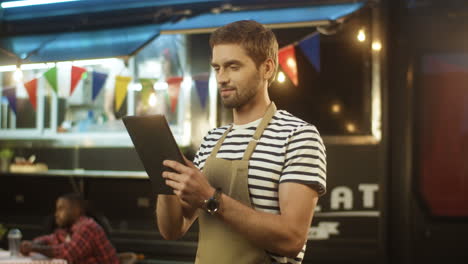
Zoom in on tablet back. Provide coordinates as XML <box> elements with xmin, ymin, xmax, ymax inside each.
<box><xmin>122</xmin><ymin>114</ymin><xmax>184</xmax><ymax>195</ymax></box>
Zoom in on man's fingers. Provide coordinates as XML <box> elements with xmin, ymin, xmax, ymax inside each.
<box><xmin>182</xmin><ymin>155</ymin><xmax>196</xmax><ymax>168</ymax></box>
<box><xmin>165</xmin><ymin>179</ymin><xmax>182</xmax><ymax>190</ymax></box>
<box><xmin>163</xmin><ymin>160</ymin><xmax>191</xmax><ymax>174</ymax></box>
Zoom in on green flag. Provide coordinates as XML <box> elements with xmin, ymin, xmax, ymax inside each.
<box><xmin>44</xmin><ymin>67</ymin><xmax>58</xmax><ymax>94</ymax></box>
<box><xmin>139</xmin><ymin>78</ymin><xmax>157</xmax><ymax>106</ymax></box>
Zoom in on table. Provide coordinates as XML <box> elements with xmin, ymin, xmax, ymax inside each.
<box><xmin>0</xmin><ymin>251</ymin><xmax>67</xmax><ymax>264</ymax></box>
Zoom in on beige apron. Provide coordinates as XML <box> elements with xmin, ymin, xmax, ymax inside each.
<box><xmin>195</xmin><ymin>103</ymin><xmax>276</xmax><ymax>264</ymax></box>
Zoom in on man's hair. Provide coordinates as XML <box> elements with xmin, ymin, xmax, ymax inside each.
<box><xmin>59</xmin><ymin>193</ymin><xmax>86</xmax><ymax>214</ymax></box>
<box><xmin>209</xmin><ymin>20</ymin><xmax>279</xmax><ymax>86</ymax></box>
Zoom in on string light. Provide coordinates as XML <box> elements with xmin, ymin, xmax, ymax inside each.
<box><xmin>277</xmin><ymin>71</ymin><xmax>286</xmax><ymax>83</ymax></box>
<box><xmin>372</xmin><ymin>42</ymin><xmax>382</xmax><ymax>51</ymax></box>
<box><xmin>148</xmin><ymin>93</ymin><xmax>157</xmax><ymax>107</ymax></box>
<box><xmin>331</xmin><ymin>103</ymin><xmax>341</xmax><ymax>114</ymax></box>
<box><xmin>345</xmin><ymin>122</ymin><xmax>356</xmax><ymax>133</ymax></box>
<box><xmin>286</xmin><ymin>57</ymin><xmax>296</xmax><ymax>68</ymax></box>
<box><xmin>357</xmin><ymin>29</ymin><xmax>366</xmax><ymax>42</ymax></box>
<box><xmin>13</xmin><ymin>66</ymin><xmax>23</xmax><ymax>83</ymax></box>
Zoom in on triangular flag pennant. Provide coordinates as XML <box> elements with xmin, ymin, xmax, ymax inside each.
<box><xmin>278</xmin><ymin>45</ymin><xmax>298</xmax><ymax>86</ymax></box>
<box><xmin>299</xmin><ymin>32</ymin><xmax>320</xmax><ymax>72</ymax></box>
<box><xmin>44</xmin><ymin>67</ymin><xmax>58</xmax><ymax>94</ymax></box>
<box><xmin>70</xmin><ymin>66</ymin><xmax>87</xmax><ymax>96</ymax></box>
<box><xmin>24</xmin><ymin>78</ymin><xmax>38</xmax><ymax>110</ymax></box>
<box><xmin>3</xmin><ymin>86</ymin><xmax>17</xmax><ymax>115</ymax></box>
<box><xmin>193</xmin><ymin>73</ymin><xmax>210</xmax><ymax>109</ymax></box>
<box><xmin>114</xmin><ymin>76</ymin><xmax>132</xmax><ymax>111</ymax></box>
<box><xmin>92</xmin><ymin>71</ymin><xmax>108</xmax><ymax>100</ymax></box>
<box><xmin>167</xmin><ymin>76</ymin><xmax>183</xmax><ymax>113</ymax></box>
<box><xmin>139</xmin><ymin>78</ymin><xmax>157</xmax><ymax>107</ymax></box>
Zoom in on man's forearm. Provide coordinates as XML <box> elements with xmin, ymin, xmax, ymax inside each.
<box><xmin>156</xmin><ymin>195</ymin><xmax>197</xmax><ymax>240</ymax></box>
<box><xmin>215</xmin><ymin>193</ymin><xmax>308</xmax><ymax>258</ymax></box>
<box><xmin>30</xmin><ymin>243</ymin><xmax>54</xmax><ymax>258</ymax></box>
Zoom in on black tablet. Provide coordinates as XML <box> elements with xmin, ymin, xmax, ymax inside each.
<box><xmin>122</xmin><ymin>114</ymin><xmax>185</xmax><ymax>195</ymax></box>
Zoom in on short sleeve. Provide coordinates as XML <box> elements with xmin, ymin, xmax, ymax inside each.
<box><xmin>280</xmin><ymin>124</ymin><xmax>327</xmax><ymax>196</ymax></box>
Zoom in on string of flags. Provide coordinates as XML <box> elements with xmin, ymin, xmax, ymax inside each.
<box><xmin>0</xmin><ymin>67</ymin><xmax>210</xmax><ymax>115</ymax></box>
<box><xmin>278</xmin><ymin>32</ymin><xmax>320</xmax><ymax>87</ymax></box>
<box><xmin>1</xmin><ymin>31</ymin><xmax>320</xmax><ymax>115</ymax></box>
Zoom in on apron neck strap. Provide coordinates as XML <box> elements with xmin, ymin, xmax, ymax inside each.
<box><xmin>209</xmin><ymin>102</ymin><xmax>277</xmax><ymax>160</ymax></box>
<box><xmin>242</xmin><ymin>102</ymin><xmax>277</xmax><ymax>161</ymax></box>
<box><xmin>210</xmin><ymin>125</ymin><xmax>232</xmax><ymax>157</ymax></box>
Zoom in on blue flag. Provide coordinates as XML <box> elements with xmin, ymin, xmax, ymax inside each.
<box><xmin>299</xmin><ymin>32</ymin><xmax>320</xmax><ymax>72</ymax></box>
<box><xmin>3</xmin><ymin>86</ymin><xmax>17</xmax><ymax>115</ymax></box>
<box><xmin>92</xmin><ymin>71</ymin><xmax>108</xmax><ymax>100</ymax></box>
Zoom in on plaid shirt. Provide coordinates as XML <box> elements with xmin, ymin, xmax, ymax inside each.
<box><xmin>34</xmin><ymin>216</ymin><xmax>119</xmax><ymax>264</ymax></box>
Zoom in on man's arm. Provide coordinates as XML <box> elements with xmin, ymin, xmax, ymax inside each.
<box><xmin>163</xmin><ymin>160</ymin><xmax>318</xmax><ymax>258</ymax></box>
<box><xmin>156</xmin><ymin>194</ymin><xmax>198</xmax><ymax>240</ymax></box>
<box><xmin>217</xmin><ymin>182</ymin><xmax>317</xmax><ymax>257</ymax></box>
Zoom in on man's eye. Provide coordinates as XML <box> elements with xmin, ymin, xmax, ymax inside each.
<box><xmin>230</xmin><ymin>65</ymin><xmax>239</xmax><ymax>70</ymax></box>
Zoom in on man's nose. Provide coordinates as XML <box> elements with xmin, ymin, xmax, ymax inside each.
<box><xmin>217</xmin><ymin>69</ymin><xmax>229</xmax><ymax>85</ymax></box>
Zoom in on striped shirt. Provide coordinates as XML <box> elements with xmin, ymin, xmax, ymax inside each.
<box><xmin>193</xmin><ymin>109</ymin><xmax>327</xmax><ymax>264</ymax></box>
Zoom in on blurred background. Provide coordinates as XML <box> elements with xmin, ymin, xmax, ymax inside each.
<box><xmin>0</xmin><ymin>0</ymin><xmax>467</xmax><ymax>263</ymax></box>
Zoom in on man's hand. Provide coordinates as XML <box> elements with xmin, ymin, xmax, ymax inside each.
<box><xmin>20</xmin><ymin>241</ymin><xmax>33</xmax><ymax>256</ymax></box>
<box><xmin>162</xmin><ymin>156</ymin><xmax>214</xmax><ymax>208</ymax></box>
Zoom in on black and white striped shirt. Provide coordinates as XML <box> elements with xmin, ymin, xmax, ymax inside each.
<box><xmin>193</xmin><ymin>109</ymin><xmax>327</xmax><ymax>264</ymax></box>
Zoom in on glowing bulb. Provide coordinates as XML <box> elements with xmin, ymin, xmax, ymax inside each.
<box><xmin>148</xmin><ymin>93</ymin><xmax>157</xmax><ymax>107</ymax></box>
<box><xmin>13</xmin><ymin>67</ymin><xmax>23</xmax><ymax>82</ymax></box>
<box><xmin>277</xmin><ymin>71</ymin><xmax>286</xmax><ymax>83</ymax></box>
<box><xmin>345</xmin><ymin>122</ymin><xmax>356</xmax><ymax>133</ymax></box>
<box><xmin>331</xmin><ymin>103</ymin><xmax>341</xmax><ymax>114</ymax></box>
<box><xmin>357</xmin><ymin>29</ymin><xmax>366</xmax><ymax>42</ymax></box>
<box><xmin>286</xmin><ymin>58</ymin><xmax>296</xmax><ymax>68</ymax></box>
<box><xmin>372</xmin><ymin>42</ymin><xmax>382</xmax><ymax>51</ymax></box>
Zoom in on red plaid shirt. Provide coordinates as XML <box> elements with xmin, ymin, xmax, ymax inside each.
<box><xmin>34</xmin><ymin>216</ymin><xmax>120</xmax><ymax>264</ymax></box>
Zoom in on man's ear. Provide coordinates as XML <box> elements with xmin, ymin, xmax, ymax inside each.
<box><xmin>262</xmin><ymin>58</ymin><xmax>275</xmax><ymax>81</ymax></box>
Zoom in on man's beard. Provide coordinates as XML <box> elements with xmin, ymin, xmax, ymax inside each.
<box><xmin>219</xmin><ymin>73</ymin><xmax>261</xmax><ymax>109</ymax></box>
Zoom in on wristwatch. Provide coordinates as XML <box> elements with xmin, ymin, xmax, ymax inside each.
<box><xmin>203</xmin><ymin>188</ymin><xmax>222</xmax><ymax>215</ymax></box>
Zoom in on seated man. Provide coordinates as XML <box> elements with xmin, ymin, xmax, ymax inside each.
<box><xmin>20</xmin><ymin>193</ymin><xmax>119</xmax><ymax>264</ymax></box>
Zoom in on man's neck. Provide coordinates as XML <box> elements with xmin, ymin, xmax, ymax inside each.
<box><xmin>233</xmin><ymin>95</ymin><xmax>271</xmax><ymax>125</ymax></box>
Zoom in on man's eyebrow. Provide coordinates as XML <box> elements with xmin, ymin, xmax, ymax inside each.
<box><xmin>211</xmin><ymin>60</ymin><xmax>243</xmax><ymax>67</ymax></box>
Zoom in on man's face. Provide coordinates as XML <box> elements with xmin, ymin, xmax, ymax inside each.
<box><xmin>55</xmin><ymin>198</ymin><xmax>76</xmax><ymax>228</ymax></box>
<box><xmin>211</xmin><ymin>44</ymin><xmax>264</xmax><ymax>109</ymax></box>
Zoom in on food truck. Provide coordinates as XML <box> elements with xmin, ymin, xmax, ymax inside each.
<box><xmin>0</xmin><ymin>0</ymin><xmax>467</xmax><ymax>263</ymax></box>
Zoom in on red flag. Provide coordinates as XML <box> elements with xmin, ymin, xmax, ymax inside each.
<box><xmin>167</xmin><ymin>76</ymin><xmax>183</xmax><ymax>113</ymax></box>
<box><xmin>70</xmin><ymin>66</ymin><xmax>86</xmax><ymax>96</ymax></box>
<box><xmin>24</xmin><ymin>79</ymin><xmax>38</xmax><ymax>110</ymax></box>
<box><xmin>278</xmin><ymin>45</ymin><xmax>298</xmax><ymax>86</ymax></box>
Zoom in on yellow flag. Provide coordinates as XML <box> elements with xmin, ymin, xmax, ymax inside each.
<box><xmin>114</xmin><ymin>76</ymin><xmax>132</xmax><ymax>111</ymax></box>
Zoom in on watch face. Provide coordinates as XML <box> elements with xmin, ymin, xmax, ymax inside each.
<box><xmin>206</xmin><ymin>198</ymin><xmax>219</xmax><ymax>213</ymax></box>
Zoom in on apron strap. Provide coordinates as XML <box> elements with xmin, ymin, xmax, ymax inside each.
<box><xmin>210</xmin><ymin>125</ymin><xmax>233</xmax><ymax>157</ymax></box>
<box><xmin>242</xmin><ymin>102</ymin><xmax>277</xmax><ymax>161</ymax></box>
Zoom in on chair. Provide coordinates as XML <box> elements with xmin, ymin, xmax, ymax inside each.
<box><xmin>117</xmin><ymin>252</ymin><xmax>138</xmax><ymax>264</ymax></box>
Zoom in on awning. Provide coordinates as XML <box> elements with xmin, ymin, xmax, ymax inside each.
<box><xmin>1</xmin><ymin>0</ymin><xmax>223</xmax><ymax>21</ymax></box>
<box><xmin>0</xmin><ymin>24</ymin><xmax>160</xmax><ymax>63</ymax></box>
<box><xmin>160</xmin><ymin>1</ymin><xmax>366</xmax><ymax>33</ymax></box>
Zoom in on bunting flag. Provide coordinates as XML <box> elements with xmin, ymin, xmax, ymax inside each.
<box><xmin>3</xmin><ymin>86</ymin><xmax>17</xmax><ymax>115</ymax></box>
<box><xmin>193</xmin><ymin>73</ymin><xmax>210</xmax><ymax>109</ymax></box>
<box><xmin>167</xmin><ymin>76</ymin><xmax>183</xmax><ymax>113</ymax></box>
<box><xmin>24</xmin><ymin>78</ymin><xmax>38</xmax><ymax>110</ymax></box>
<box><xmin>278</xmin><ymin>45</ymin><xmax>298</xmax><ymax>86</ymax></box>
<box><xmin>44</xmin><ymin>67</ymin><xmax>58</xmax><ymax>94</ymax></box>
<box><xmin>70</xmin><ymin>66</ymin><xmax>87</xmax><ymax>96</ymax></box>
<box><xmin>139</xmin><ymin>78</ymin><xmax>157</xmax><ymax>107</ymax></box>
<box><xmin>92</xmin><ymin>71</ymin><xmax>108</xmax><ymax>100</ymax></box>
<box><xmin>114</xmin><ymin>75</ymin><xmax>132</xmax><ymax>111</ymax></box>
<box><xmin>299</xmin><ymin>32</ymin><xmax>321</xmax><ymax>72</ymax></box>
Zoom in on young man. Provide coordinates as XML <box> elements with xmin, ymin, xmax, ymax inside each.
<box><xmin>157</xmin><ymin>20</ymin><xmax>326</xmax><ymax>264</ymax></box>
<box><xmin>20</xmin><ymin>193</ymin><xmax>119</xmax><ymax>264</ymax></box>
